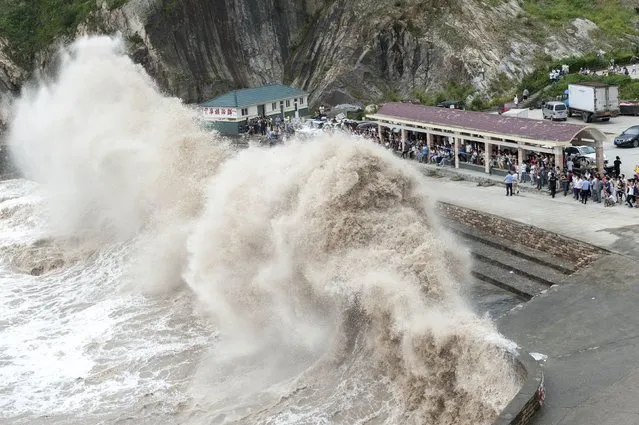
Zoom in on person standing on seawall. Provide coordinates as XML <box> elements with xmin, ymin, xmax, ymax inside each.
<box><xmin>519</xmin><ymin>161</ymin><xmax>527</xmax><ymax>183</ymax></box>
<box><xmin>614</xmin><ymin>156</ymin><xmax>622</xmax><ymax>179</ymax></box>
<box><xmin>559</xmin><ymin>172</ymin><xmax>566</xmax><ymax>196</ymax></box>
<box><xmin>549</xmin><ymin>172</ymin><xmax>558</xmax><ymax>198</ymax></box>
<box><xmin>591</xmin><ymin>174</ymin><xmax>602</xmax><ymax>203</ymax></box>
<box><xmin>581</xmin><ymin>177</ymin><xmax>591</xmax><ymax>204</ymax></box>
<box><xmin>504</xmin><ymin>171</ymin><xmax>514</xmax><ymax>196</ymax></box>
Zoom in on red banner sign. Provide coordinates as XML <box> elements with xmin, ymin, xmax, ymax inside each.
<box><xmin>202</xmin><ymin>107</ymin><xmax>238</xmax><ymax>119</ymax></box>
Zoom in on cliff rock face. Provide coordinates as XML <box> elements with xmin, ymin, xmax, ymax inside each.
<box><xmin>0</xmin><ymin>0</ymin><xmax>632</xmax><ymax>107</ymax></box>
<box><xmin>0</xmin><ymin>38</ymin><xmax>24</xmax><ymax>95</ymax></box>
<box><xmin>286</xmin><ymin>0</ymin><xmax>605</xmax><ymax>105</ymax></box>
<box><xmin>87</xmin><ymin>0</ymin><xmax>310</xmax><ymax>103</ymax></box>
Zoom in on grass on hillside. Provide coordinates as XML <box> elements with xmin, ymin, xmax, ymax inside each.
<box><xmin>543</xmin><ymin>73</ymin><xmax>639</xmax><ymax>101</ymax></box>
<box><xmin>518</xmin><ymin>51</ymin><xmax>638</xmax><ymax>95</ymax></box>
<box><xmin>522</xmin><ymin>0</ymin><xmax>639</xmax><ymax>39</ymax></box>
<box><xmin>0</xmin><ymin>0</ymin><xmax>128</xmax><ymax>68</ymax></box>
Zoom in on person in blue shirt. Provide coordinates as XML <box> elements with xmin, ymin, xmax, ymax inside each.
<box><xmin>421</xmin><ymin>145</ymin><xmax>429</xmax><ymax>163</ymax></box>
<box><xmin>504</xmin><ymin>171</ymin><xmax>514</xmax><ymax>196</ymax></box>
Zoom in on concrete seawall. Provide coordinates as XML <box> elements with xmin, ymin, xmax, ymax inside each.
<box><xmin>436</xmin><ymin>202</ymin><xmax>605</xmax><ymax>268</ymax></box>
<box><xmin>436</xmin><ymin>203</ymin><xmax>589</xmax><ymax>425</ymax></box>
<box><xmin>435</xmin><ymin>202</ymin><xmax>551</xmax><ymax>424</ymax></box>
<box><xmin>494</xmin><ymin>352</ymin><xmax>545</xmax><ymax>425</ymax></box>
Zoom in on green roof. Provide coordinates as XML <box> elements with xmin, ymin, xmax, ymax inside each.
<box><xmin>201</xmin><ymin>84</ymin><xmax>307</xmax><ymax>108</ymax></box>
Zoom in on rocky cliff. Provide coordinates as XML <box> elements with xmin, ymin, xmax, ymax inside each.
<box><xmin>0</xmin><ymin>0</ymin><xmax>637</xmax><ymax>108</ymax></box>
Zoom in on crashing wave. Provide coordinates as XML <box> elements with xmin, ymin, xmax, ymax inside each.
<box><xmin>3</xmin><ymin>35</ymin><xmax>521</xmax><ymax>425</ymax></box>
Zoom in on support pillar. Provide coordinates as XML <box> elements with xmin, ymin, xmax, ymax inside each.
<box><xmin>377</xmin><ymin>123</ymin><xmax>382</xmax><ymax>144</ymax></box>
<box><xmin>595</xmin><ymin>139</ymin><xmax>605</xmax><ymax>173</ymax></box>
<box><xmin>454</xmin><ymin>135</ymin><xmax>460</xmax><ymax>169</ymax></box>
<box><xmin>517</xmin><ymin>145</ymin><xmax>524</xmax><ymax>177</ymax></box>
<box><xmin>401</xmin><ymin>128</ymin><xmax>407</xmax><ymax>153</ymax></box>
<box><xmin>426</xmin><ymin>132</ymin><xmax>433</xmax><ymax>148</ymax></box>
<box><xmin>554</xmin><ymin>146</ymin><xmax>564</xmax><ymax>172</ymax></box>
<box><xmin>485</xmin><ymin>142</ymin><xmax>491</xmax><ymax>174</ymax></box>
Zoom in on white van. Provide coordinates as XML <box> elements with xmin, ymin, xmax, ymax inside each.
<box><xmin>543</xmin><ymin>101</ymin><xmax>568</xmax><ymax>121</ymax></box>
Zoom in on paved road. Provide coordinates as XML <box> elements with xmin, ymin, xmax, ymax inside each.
<box><xmin>498</xmin><ymin>256</ymin><xmax>639</xmax><ymax>425</ymax></box>
<box><xmin>420</xmin><ymin>169</ymin><xmax>639</xmax><ymax>425</ymax></box>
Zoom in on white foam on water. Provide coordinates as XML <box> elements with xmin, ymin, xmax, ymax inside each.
<box><xmin>530</xmin><ymin>352</ymin><xmax>548</xmax><ymax>362</ymax></box>
<box><xmin>0</xmin><ymin>249</ymin><xmax>214</xmax><ymax>417</ymax></box>
<box><xmin>0</xmin><ymin>188</ymin><xmax>213</xmax><ymax>418</ymax></box>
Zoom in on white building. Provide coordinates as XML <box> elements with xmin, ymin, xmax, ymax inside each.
<box><xmin>200</xmin><ymin>84</ymin><xmax>309</xmax><ymax>134</ymax></box>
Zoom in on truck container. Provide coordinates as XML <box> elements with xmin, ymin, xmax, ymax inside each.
<box><xmin>563</xmin><ymin>82</ymin><xmax>619</xmax><ymax>123</ymax></box>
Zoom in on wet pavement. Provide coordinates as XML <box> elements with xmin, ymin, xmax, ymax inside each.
<box><xmin>498</xmin><ymin>256</ymin><xmax>639</xmax><ymax>425</ymax></box>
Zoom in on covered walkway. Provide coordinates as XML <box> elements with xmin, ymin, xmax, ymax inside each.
<box><xmin>367</xmin><ymin>103</ymin><xmax>608</xmax><ymax>173</ymax></box>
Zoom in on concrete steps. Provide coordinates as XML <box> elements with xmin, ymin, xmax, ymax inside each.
<box><xmin>466</xmin><ymin>238</ymin><xmax>569</xmax><ymax>287</ymax></box>
<box><xmin>447</xmin><ymin>222</ymin><xmax>576</xmax><ymax>275</ymax></box>
<box><xmin>471</xmin><ymin>261</ymin><xmax>548</xmax><ymax>301</ymax></box>
<box><xmin>444</xmin><ymin>222</ymin><xmax>576</xmax><ymax>301</ymax></box>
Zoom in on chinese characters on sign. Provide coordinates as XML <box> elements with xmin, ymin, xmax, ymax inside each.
<box><xmin>202</xmin><ymin>107</ymin><xmax>238</xmax><ymax>119</ymax></box>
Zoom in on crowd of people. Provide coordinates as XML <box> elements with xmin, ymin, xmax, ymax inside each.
<box><xmin>354</xmin><ymin>126</ymin><xmax>559</xmax><ymax>176</ymax></box>
<box><xmin>549</xmin><ymin>64</ymin><xmax>570</xmax><ymax>83</ymax></box>
<box><xmin>242</xmin><ymin>116</ymin><xmax>297</xmax><ymax>143</ymax></box>
<box><xmin>343</xmin><ymin>122</ymin><xmax>639</xmax><ymax>209</ymax></box>
<box><xmin>504</xmin><ymin>166</ymin><xmax>639</xmax><ymax>208</ymax></box>
<box><xmin>492</xmin><ymin>152</ymin><xmax>639</xmax><ymax>209</ymax></box>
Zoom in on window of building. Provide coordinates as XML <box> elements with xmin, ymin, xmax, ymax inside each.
<box><xmin>272</xmin><ymin>102</ymin><xmax>277</xmax><ymax>110</ymax></box>
<box><xmin>241</xmin><ymin>108</ymin><xmax>248</xmax><ymax>116</ymax></box>
<box><xmin>285</xmin><ymin>99</ymin><xmax>291</xmax><ymax>107</ymax></box>
<box><xmin>299</xmin><ymin>97</ymin><xmax>304</xmax><ymax>105</ymax></box>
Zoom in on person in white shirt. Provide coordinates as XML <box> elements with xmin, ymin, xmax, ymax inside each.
<box><xmin>605</xmin><ymin>187</ymin><xmax>617</xmax><ymax>206</ymax></box>
<box><xmin>519</xmin><ymin>162</ymin><xmax>527</xmax><ymax>183</ymax></box>
<box><xmin>574</xmin><ymin>178</ymin><xmax>583</xmax><ymax>200</ymax></box>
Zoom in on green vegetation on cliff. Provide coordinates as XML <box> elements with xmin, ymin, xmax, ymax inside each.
<box><xmin>0</xmin><ymin>0</ymin><xmax>127</xmax><ymax>68</ymax></box>
<box><xmin>523</xmin><ymin>0</ymin><xmax>639</xmax><ymax>39</ymax></box>
<box><xmin>543</xmin><ymin>73</ymin><xmax>639</xmax><ymax>101</ymax></box>
<box><xmin>518</xmin><ymin>51</ymin><xmax>639</xmax><ymax>98</ymax></box>
<box><xmin>0</xmin><ymin>0</ymin><xmax>91</xmax><ymax>66</ymax></box>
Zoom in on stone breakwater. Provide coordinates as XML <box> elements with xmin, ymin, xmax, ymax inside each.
<box><xmin>437</xmin><ymin>202</ymin><xmax>604</xmax><ymax>268</ymax></box>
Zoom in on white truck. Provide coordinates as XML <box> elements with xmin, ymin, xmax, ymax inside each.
<box><xmin>563</xmin><ymin>82</ymin><xmax>619</xmax><ymax>123</ymax></box>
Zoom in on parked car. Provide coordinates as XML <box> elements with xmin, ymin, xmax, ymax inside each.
<box><xmin>542</xmin><ymin>101</ymin><xmax>568</xmax><ymax>121</ymax></box>
<box><xmin>619</xmin><ymin>101</ymin><xmax>639</xmax><ymax>116</ymax></box>
<box><xmin>498</xmin><ymin>102</ymin><xmax>517</xmax><ymax>114</ymax></box>
<box><xmin>572</xmin><ymin>155</ymin><xmax>614</xmax><ymax>174</ymax></box>
<box><xmin>613</xmin><ymin>125</ymin><xmax>639</xmax><ymax>148</ymax></box>
<box><xmin>436</xmin><ymin>100</ymin><xmax>464</xmax><ymax>109</ymax></box>
<box><xmin>565</xmin><ymin>145</ymin><xmax>607</xmax><ymax>162</ymax></box>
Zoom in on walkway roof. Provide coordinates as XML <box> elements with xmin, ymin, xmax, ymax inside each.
<box><xmin>201</xmin><ymin>84</ymin><xmax>307</xmax><ymax>108</ymax></box>
<box><xmin>368</xmin><ymin>103</ymin><xmax>606</xmax><ymax>146</ymax></box>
